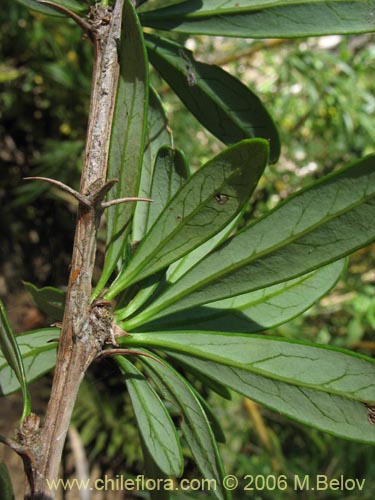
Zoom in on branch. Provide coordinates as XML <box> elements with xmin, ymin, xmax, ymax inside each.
<box><xmin>23</xmin><ymin>1</ymin><xmax>126</xmax><ymax>496</ymax></box>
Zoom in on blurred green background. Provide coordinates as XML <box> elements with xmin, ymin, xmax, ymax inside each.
<box><xmin>1</xmin><ymin>1</ymin><xmax>375</xmax><ymax>498</ymax></box>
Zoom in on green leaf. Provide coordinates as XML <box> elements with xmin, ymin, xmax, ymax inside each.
<box><xmin>190</xmin><ymin>387</ymin><xmax>226</xmax><ymax>444</ymax></box>
<box><xmin>131</xmin><ymin>260</ymin><xmax>344</xmax><ymax>332</ymax></box>
<box><xmin>0</xmin><ymin>328</ymin><xmax>58</xmax><ymax>396</ymax></box>
<box><xmin>141</xmin><ymin>436</ymin><xmax>171</xmax><ymax>500</ymax></box>
<box><xmin>23</xmin><ymin>282</ymin><xmax>65</xmax><ymax>320</ymax></box>
<box><xmin>0</xmin><ymin>463</ymin><xmax>14</xmax><ymax>500</ymax></box>
<box><xmin>134</xmin><ymin>154</ymin><xmax>375</xmax><ymax>322</ymax></box>
<box><xmin>117</xmin><ymin>146</ymin><xmax>189</xmax><ymax>319</ymax></box>
<box><xmin>95</xmin><ymin>0</ymin><xmax>149</xmax><ymax>297</ymax></box>
<box><xmin>146</xmin><ymin>146</ymin><xmax>189</xmax><ymax>233</ymax></box>
<box><xmin>132</xmin><ymin>87</ymin><xmax>173</xmax><ymax>244</ymax></box>
<box><xmin>141</xmin><ymin>0</ymin><xmax>375</xmax><ymax>38</ymax></box>
<box><xmin>116</xmin><ymin>356</ymin><xmax>183</xmax><ymax>476</ymax></box>
<box><xmin>0</xmin><ymin>301</ymin><xmax>31</xmax><ymax>422</ymax></box>
<box><xmin>16</xmin><ymin>0</ymin><xmax>86</xmax><ymax>16</ymax></box>
<box><xmin>166</xmin><ymin>212</ymin><xmax>243</xmax><ymax>284</ymax></box>
<box><xmin>169</xmin><ymin>353</ymin><xmax>375</xmax><ymax>444</ymax></box>
<box><xmin>146</xmin><ymin>34</ymin><xmax>280</xmax><ymax>163</ymax></box>
<box><xmin>106</xmin><ymin>139</ymin><xmax>269</xmax><ymax>299</ymax></box>
<box><xmin>122</xmin><ymin>332</ymin><xmax>375</xmax><ymax>403</ymax></box>
<box><xmin>141</xmin><ymin>353</ymin><xmax>230</xmax><ymax>500</ymax></box>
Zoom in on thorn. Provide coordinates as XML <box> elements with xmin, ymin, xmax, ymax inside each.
<box><xmin>50</xmin><ymin>322</ymin><xmax>62</xmax><ymax>328</ymax></box>
<box><xmin>23</xmin><ymin>177</ymin><xmax>92</xmax><ymax>208</ymax></box>
<box><xmin>101</xmin><ymin>197</ymin><xmax>153</xmax><ymax>209</ymax></box>
<box><xmin>36</xmin><ymin>1</ymin><xmax>93</xmax><ymax>40</ymax></box>
<box><xmin>47</xmin><ymin>338</ymin><xmax>60</xmax><ymax>343</ymax></box>
<box><xmin>86</xmin><ymin>178</ymin><xmax>118</xmax><ymax>206</ymax></box>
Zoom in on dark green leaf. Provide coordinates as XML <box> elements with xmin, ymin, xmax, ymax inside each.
<box><xmin>146</xmin><ymin>34</ymin><xmax>280</xmax><ymax>163</ymax></box>
<box><xmin>141</xmin><ymin>353</ymin><xmax>230</xmax><ymax>500</ymax></box>
<box><xmin>16</xmin><ymin>0</ymin><xmax>86</xmax><ymax>16</ymax></box>
<box><xmin>23</xmin><ymin>282</ymin><xmax>65</xmax><ymax>320</ymax></box>
<box><xmin>141</xmin><ymin>1</ymin><xmax>375</xmax><ymax>38</ymax></box>
<box><xmin>116</xmin><ymin>356</ymin><xmax>183</xmax><ymax>476</ymax></box>
<box><xmin>131</xmin><ymin>260</ymin><xmax>344</xmax><ymax>332</ymax></box>
<box><xmin>95</xmin><ymin>0</ymin><xmax>149</xmax><ymax>297</ymax></box>
<box><xmin>0</xmin><ymin>328</ymin><xmax>58</xmax><ymax>396</ymax></box>
<box><xmin>133</xmin><ymin>154</ymin><xmax>375</xmax><ymax>322</ymax></box>
<box><xmin>123</xmin><ymin>332</ymin><xmax>375</xmax><ymax>403</ymax></box>
<box><xmin>132</xmin><ymin>87</ymin><xmax>173</xmax><ymax>244</ymax></box>
<box><xmin>0</xmin><ymin>301</ymin><xmax>31</xmax><ymax>421</ymax></box>
<box><xmin>0</xmin><ymin>463</ymin><xmax>14</xmax><ymax>500</ymax></box>
<box><xmin>106</xmin><ymin>139</ymin><xmax>269</xmax><ymax>298</ymax></box>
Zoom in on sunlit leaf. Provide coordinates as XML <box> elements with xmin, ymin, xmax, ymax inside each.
<box><xmin>146</xmin><ymin>34</ymin><xmax>280</xmax><ymax>163</ymax></box>
<box><xmin>133</xmin><ymin>154</ymin><xmax>375</xmax><ymax>322</ymax></box>
<box><xmin>141</xmin><ymin>0</ymin><xmax>375</xmax><ymax>38</ymax></box>
<box><xmin>106</xmin><ymin>139</ymin><xmax>269</xmax><ymax>299</ymax></box>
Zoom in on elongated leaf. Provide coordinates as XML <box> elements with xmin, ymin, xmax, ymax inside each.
<box><xmin>117</xmin><ymin>147</ymin><xmax>189</xmax><ymax>319</ymax></box>
<box><xmin>190</xmin><ymin>387</ymin><xmax>226</xmax><ymax>443</ymax></box>
<box><xmin>95</xmin><ymin>0</ymin><xmax>149</xmax><ymax>297</ymax></box>
<box><xmin>134</xmin><ymin>154</ymin><xmax>375</xmax><ymax>322</ymax></box>
<box><xmin>146</xmin><ymin>34</ymin><xmax>280</xmax><ymax>163</ymax></box>
<box><xmin>141</xmin><ymin>353</ymin><xmax>230</xmax><ymax>500</ymax></box>
<box><xmin>24</xmin><ymin>282</ymin><xmax>65</xmax><ymax>320</ymax></box>
<box><xmin>106</xmin><ymin>139</ymin><xmax>269</xmax><ymax>298</ymax></box>
<box><xmin>146</xmin><ymin>146</ymin><xmax>189</xmax><ymax>233</ymax></box>
<box><xmin>0</xmin><ymin>301</ymin><xmax>31</xmax><ymax>421</ymax></box>
<box><xmin>141</xmin><ymin>1</ymin><xmax>375</xmax><ymax>38</ymax></box>
<box><xmin>166</xmin><ymin>212</ymin><xmax>243</xmax><ymax>283</ymax></box>
<box><xmin>129</xmin><ymin>260</ymin><xmax>344</xmax><ymax>332</ymax></box>
<box><xmin>141</xmin><ymin>436</ymin><xmax>171</xmax><ymax>500</ymax></box>
<box><xmin>116</xmin><ymin>356</ymin><xmax>183</xmax><ymax>476</ymax></box>
<box><xmin>122</xmin><ymin>332</ymin><xmax>375</xmax><ymax>404</ymax></box>
<box><xmin>170</xmin><ymin>353</ymin><xmax>375</xmax><ymax>444</ymax></box>
<box><xmin>0</xmin><ymin>463</ymin><xmax>14</xmax><ymax>500</ymax></box>
<box><xmin>16</xmin><ymin>0</ymin><xmax>85</xmax><ymax>16</ymax></box>
<box><xmin>132</xmin><ymin>87</ymin><xmax>173</xmax><ymax>244</ymax></box>
<box><xmin>0</xmin><ymin>328</ymin><xmax>58</xmax><ymax>396</ymax></box>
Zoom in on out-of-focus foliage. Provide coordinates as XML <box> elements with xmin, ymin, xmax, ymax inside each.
<box><xmin>0</xmin><ymin>0</ymin><xmax>91</xmax><ymax>288</ymax></box>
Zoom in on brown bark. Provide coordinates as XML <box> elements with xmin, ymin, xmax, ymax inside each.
<box><xmin>14</xmin><ymin>1</ymin><xmax>125</xmax><ymax>497</ymax></box>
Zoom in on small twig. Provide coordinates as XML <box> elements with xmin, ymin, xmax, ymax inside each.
<box><xmin>97</xmin><ymin>348</ymin><xmax>164</xmax><ymax>365</ymax></box>
<box><xmin>24</xmin><ymin>177</ymin><xmax>92</xmax><ymax>208</ymax></box>
<box><xmin>101</xmin><ymin>196</ymin><xmax>153</xmax><ymax>208</ymax></box>
<box><xmin>37</xmin><ymin>0</ymin><xmax>93</xmax><ymax>39</ymax></box>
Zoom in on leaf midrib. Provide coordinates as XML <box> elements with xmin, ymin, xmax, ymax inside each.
<box><xmin>145</xmin><ymin>183</ymin><xmax>375</xmax><ymax>317</ymax></box>
<box><xmin>125</xmin><ymin>335</ymin><xmax>375</xmax><ymax>403</ymax></box>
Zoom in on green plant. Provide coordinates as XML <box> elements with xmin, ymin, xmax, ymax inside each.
<box><xmin>1</xmin><ymin>1</ymin><xmax>375</xmax><ymax>498</ymax></box>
